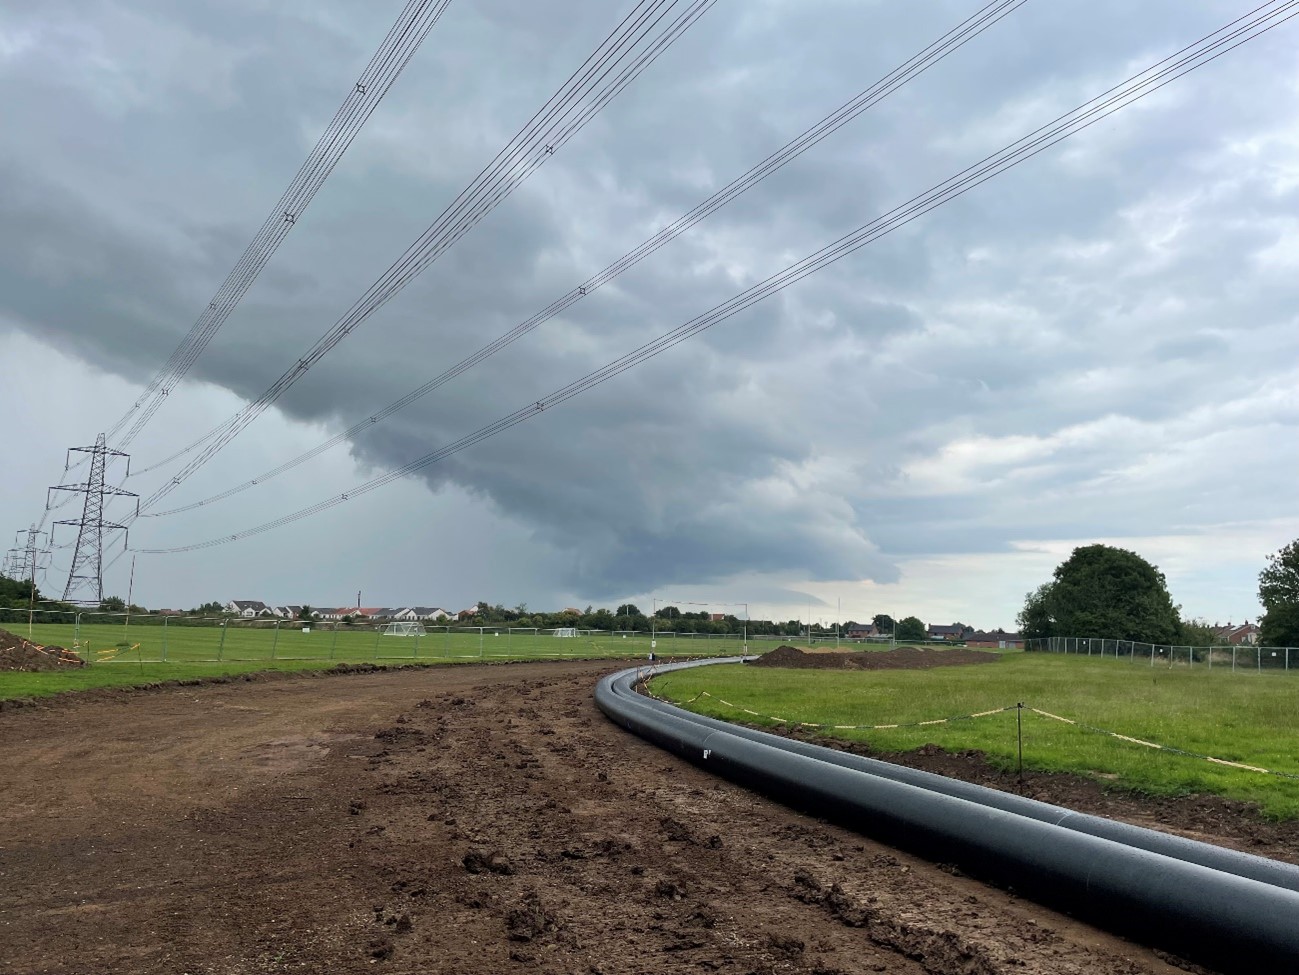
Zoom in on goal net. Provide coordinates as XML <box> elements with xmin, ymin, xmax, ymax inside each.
<box><xmin>553</xmin><ymin>627</ymin><xmax>578</xmax><ymax>638</ymax></box>
<box><xmin>382</xmin><ymin>621</ymin><xmax>426</xmax><ymax>637</ymax></box>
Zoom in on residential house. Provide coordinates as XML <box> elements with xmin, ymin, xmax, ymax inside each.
<box><xmin>393</xmin><ymin>607</ymin><xmax>451</xmax><ymax>621</ymax></box>
<box><xmin>1213</xmin><ymin>621</ymin><xmax>1260</xmax><ymax>645</ymax></box>
<box><xmin>845</xmin><ymin>624</ymin><xmax>880</xmax><ymax>641</ymax></box>
<box><xmin>226</xmin><ymin>599</ymin><xmax>271</xmax><ymax>618</ymax></box>
<box><xmin>926</xmin><ymin>624</ymin><xmax>967</xmax><ymax>642</ymax></box>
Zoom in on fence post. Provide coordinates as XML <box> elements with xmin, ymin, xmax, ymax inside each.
<box><xmin>162</xmin><ymin>615</ymin><xmax>168</xmax><ymax>662</ymax></box>
<box><xmin>1258</xmin><ymin>644</ymin><xmax>1262</xmax><ymax>674</ymax></box>
<box><xmin>1016</xmin><ymin>703</ymin><xmax>1024</xmax><ymax>785</ymax></box>
<box><xmin>330</xmin><ymin>621</ymin><xmax>340</xmax><ymax>660</ymax></box>
<box><xmin>479</xmin><ymin>626</ymin><xmax>484</xmax><ymax>658</ymax></box>
<box><xmin>271</xmin><ymin>618</ymin><xmax>280</xmax><ymax>660</ymax></box>
<box><xmin>218</xmin><ymin>620</ymin><xmax>228</xmax><ymax>661</ymax></box>
<box><xmin>413</xmin><ymin>627</ymin><xmax>421</xmax><ymax>660</ymax></box>
<box><xmin>373</xmin><ymin>625</ymin><xmax>382</xmax><ymax>660</ymax></box>
<box><xmin>1149</xmin><ymin>642</ymin><xmax>1155</xmax><ymax>667</ymax></box>
<box><xmin>1232</xmin><ymin>646</ymin><xmax>1237</xmax><ymax>672</ymax></box>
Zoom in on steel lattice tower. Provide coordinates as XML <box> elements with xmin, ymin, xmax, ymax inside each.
<box><xmin>10</xmin><ymin>526</ymin><xmax>49</xmax><ymax>586</ymax></box>
<box><xmin>49</xmin><ymin>434</ymin><xmax>137</xmax><ymax>604</ymax></box>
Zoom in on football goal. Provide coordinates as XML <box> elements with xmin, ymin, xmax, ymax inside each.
<box><xmin>382</xmin><ymin>621</ymin><xmax>426</xmax><ymax>637</ymax></box>
<box><xmin>553</xmin><ymin>627</ymin><xmax>578</xmax><ymax>638</ymax></box>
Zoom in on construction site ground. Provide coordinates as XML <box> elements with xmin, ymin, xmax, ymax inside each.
<box><xmin>0</xmin><ymin>659</ymin><xmax>1271</xmax><ymax>974</ymax></box>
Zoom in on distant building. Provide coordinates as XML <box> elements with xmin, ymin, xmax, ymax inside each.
<box><xmin>965</xmin><ymin>629</ymin><xmax>1024</xmax><ymax>649</ymax></box>
<box><xmin>393</xmin><ymin>607</ymin><xmax>451</xmax><ymax>621</ymax></box>
<box><xmin>845</xmin><ymin>624</ymin><xmax>880</xmax><ymax>641</ymax></box>
<box><xmin>226</xmin><ymin>600</ymin><xmax>272</xmax><ymax>618</ymax></box>
<box><xmin>1212</xmin><ymin>621</ymin><xmax>1260</xmax><ymax>645</ymax></box>
<box><xmin>927</xmin><ymin>624</ymin><xmax>966</xmax><ymax>642</ymax></box>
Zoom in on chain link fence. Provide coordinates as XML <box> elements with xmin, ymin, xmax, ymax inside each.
<box><xmin>1025</xmin><ymin>636</ymin><xmax>1297</xmax><ymax>673</ymax></box>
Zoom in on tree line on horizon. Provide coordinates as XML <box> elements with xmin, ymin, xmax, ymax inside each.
<box><xmin>5</xmin><ymin>537</ymin><xmax>1297</xmax><ymax>646</ymax></box>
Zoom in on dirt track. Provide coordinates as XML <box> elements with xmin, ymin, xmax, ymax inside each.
<box><xmin>0</xmin><ymin>662</ymin><xmax>1208</xmax><ymax>974</ymax></box>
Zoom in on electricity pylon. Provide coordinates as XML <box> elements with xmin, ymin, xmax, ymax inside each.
<box><xmin>48</xmin><ymin>434</ymin><xmax>137</xmax><ymax>604</ymax></box>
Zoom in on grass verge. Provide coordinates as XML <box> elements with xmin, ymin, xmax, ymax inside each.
<box><xmin>649</xmin><ymin>654</ymin><xmax>1299</xmax><ymax>820</ymax></box>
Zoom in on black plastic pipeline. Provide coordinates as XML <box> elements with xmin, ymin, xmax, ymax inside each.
<box><xmin>595</xmin><ymin>659</ymin><xmax>1299</xmax><ymax>973</ymax></box>
<box><xmin>610</xmin><ymin>660</ymin><xmax>1299</xmax><ymax>894</ymax></box>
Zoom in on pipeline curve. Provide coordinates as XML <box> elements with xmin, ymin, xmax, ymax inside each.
<box><xmin>595</xmin><ymin>657</ymin><xmax>1299</xmax><ymax>974</ymax></box>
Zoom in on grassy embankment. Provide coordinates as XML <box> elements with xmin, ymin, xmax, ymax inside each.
<box><xmin>650</xmin><ymin>651</ymin><xmax>1299</xmax><ymax>819</ymax></box>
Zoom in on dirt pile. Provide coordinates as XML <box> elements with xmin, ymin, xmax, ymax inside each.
<box><xmin>0</xmin><ymin>627</ymin><xmax>85</xmax><ymax>671</ymax></box>
<box><xmin>751</xmin><ymin>645</ymin><xmax>1000</xmax><ymax>671</ymax></box>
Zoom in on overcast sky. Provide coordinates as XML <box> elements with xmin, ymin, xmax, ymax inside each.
<box><xmin>2</xmin><ymin>0</ymin><xmax>1296</xmax><ymax>627</ymax></box>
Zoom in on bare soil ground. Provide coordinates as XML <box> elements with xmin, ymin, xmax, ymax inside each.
<box><xmin>0</xmin><ymin>661</ymin><xmax>1236</xmax><ymax>974</ymax></box>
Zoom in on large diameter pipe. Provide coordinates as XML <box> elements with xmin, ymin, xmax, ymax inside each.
<box><xmin>613</xmin><ymin>664</ymin><xmax>1299</xmax><ymax>894</ymax></box>
<box><xmin>596</xmin><ymin>663</ymin><xmax>1299</xmax><ymax>974</ymax></box>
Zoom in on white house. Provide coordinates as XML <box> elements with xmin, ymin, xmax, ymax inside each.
<box><xmin>226</xmin><ymin>599</ymin><xmax>272</xmax><ymax>618</ymax></box>
<box><xmin>391</xmin><ymin>606</ymin><xmax>451</xmax><ymax>621</ymax></box>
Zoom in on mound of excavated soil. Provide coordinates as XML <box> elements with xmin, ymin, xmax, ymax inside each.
<box><xmin>0</xmin><ymin>627</ymin><xmax>84</xmax><ymax>671</ymax></box>
<box><xmin>750</xmin><ymin>645</ymin><xmax>999</xmax><ymax>671</ymax></box>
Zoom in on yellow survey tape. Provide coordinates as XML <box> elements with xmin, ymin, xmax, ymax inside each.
<box><xmin>645</xmin><ymin>676</ymin><xmax>1299</xmax><ymax>781</ymax></box>
<box><xmin>661</xmin><ymin>687</ymin><xmax>1016</xmax><ymax>731</ymax></box>
<box><xmin>1027</xmin><ymin>708</ymin><xmax>1299</xmax><ymax>780</ymax></box>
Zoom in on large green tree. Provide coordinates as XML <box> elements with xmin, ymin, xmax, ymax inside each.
<box><xmin>1259</xmin><ymin>604</ymin><xmax>1299</xmax><ymax>648</ymax></box>
<box><xmin>1259</xmin><ymin>539</ymin><xmax>1299</xmax><ymax>646</ymax></box>
<box><xmin>895</xmin><ymin>616</ymin><xmax>926</xmax><ymax>641</ymax></box>
<box><xmin>1016</xmin><ymin>544</ymin><xmax>1181</xmax><ymax>643</ymax></box>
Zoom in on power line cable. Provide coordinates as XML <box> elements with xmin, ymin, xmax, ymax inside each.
<box><xmin>125</xmin><ymin>0</ymin><xmax>717</xmax><ymax>509</ymax></box>
<box><xmin>138</xmin><ymin>0</ymin><xmax>1026</xmax><ymax>518</ymax></box>
<box><xmin>20</xmin><ymin>0</ymin><xmax>454</xmax><ymax>544</ymax></box>
<box><xmin>108</xmin><ymin>0</ymin><xmax>456</xmax><ymax>449</ymax></box>
<box><xmin>129</xmin><ymin>0</ymin><xmax>1299</xmax><ymax>555</ymax></box>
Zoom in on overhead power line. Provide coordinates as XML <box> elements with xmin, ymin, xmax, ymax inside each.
<box><xmin>125</xmin><ymin>0</ymin><xmax>716</xmax><ymax>498</ymax></box>
<box><xmin>130</xmin><ymin>0</ymin><xmax>1299</xmax><ymax>556</ymax></box>
<box><xmin>105</xmin><ymin>0</ymin><xmax>457</xmax><ymax>450</ymax></box>
<box><xmin>139</xmin><ymin>0</ymin><xmax>1027</xmax><ymax>519</ymax></box>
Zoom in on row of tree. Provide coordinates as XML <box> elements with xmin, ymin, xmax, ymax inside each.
<box><xmin>453</xmin><ymin>601</ymin><xmax>934</xmax><ymax>638</ymax></box>
<box><xmin>1017</xmin><ymin>540</ymin><xmax>1299</xmax><ymax>647</ymax></box>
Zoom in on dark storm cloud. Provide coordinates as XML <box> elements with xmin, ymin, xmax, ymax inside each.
<box><xmin>2</xmin><ymin>0</ymin><xmax>1297</xmax><ymax>608</ymax></box>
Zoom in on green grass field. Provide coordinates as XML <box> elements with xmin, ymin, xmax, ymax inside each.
<box><xmin>649</xmin><ymin>653</ymin><xmax>1299</xmax><ymax>819</ymax></box>
<box><xmin>0</xmin><ymin>621</ymin><xmax>743</xmax><ymax>700</ymax></box>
